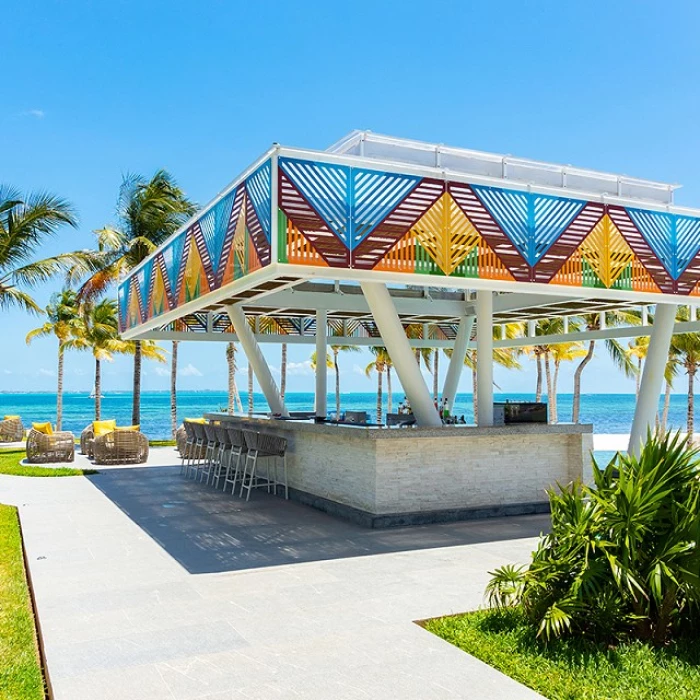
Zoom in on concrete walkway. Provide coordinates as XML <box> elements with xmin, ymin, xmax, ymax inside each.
<box><xmin>1</xmin><ymin>448</ymin><xmax>545</xmax><ymax>699</ymax></box>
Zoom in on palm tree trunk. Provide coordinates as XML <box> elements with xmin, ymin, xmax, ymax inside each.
<box><xmin>377</xmin><ymin>370</ymin><xmax>383</xmax><ymax>424</ymax></box>
<box><xmin>226</xmin><ymin>342</ymin><xmax>238</xmax><ymax>413</ymax></box>
<box><xmin>661</xmin><ymin>379</ymin><xmax>672</xmax><ymax>433</ymax></box>
<box><xmin>280</xmin><ymin>343</ymin><xmax>287</xmax><ymax>400</ymax></box>
<box><xmin>552</xmin><ymin>360</ymin><xmax>560</xmax><ymax>424</ymax></box>
<box><xmin>688</xmin><ymin>366</ymin><xmax>695</xmax><ymax>439</ymax></box>
<box><xmin>170</xmin><ymin>341</ymin><xmax>178</xmax><ymax>438</ymax></box>
<box><xmin>636</xmin><ymin>357</ymin><xmax>642</xmax><ymax>397</ymax></box>
<box><xmin>544</xmin><ymin>351</ymin><xmax>553</xmax><ymax>423</ymax></box>
<box><xmin>433</xmin><ymin>350</ymin><xmax>439</xmax><ymax>401</ymax></box>
<box><xmin>535</xmin><ymin>352</ymin><xmax>543</xmax><ymax>402</ymax></box>
<box><xmin>94</xmin><ymin>358</ymin><xmax>102</xmax><ymax>421</ymax></box>
<box><xmin>472</xmin><ymin>364</ymin><xmax>478</xmax><ymax>424</ymax></box>
<box><xmin>387</xmin><ymin>366</ymin><xmax>392</xmax><ymax>414</ymax></box>
<box><xmin>333</xmin><ymin>348</ymin><xmax>341</xmax><ymax>418</ymax></box>
<box><xmin>572</xmin><ymin>340</ymin><xmax>596</xmax><ymax>423</ymax></box>
<box><xmin>56</xmin><ymin>345</ymin><xmax>64</xmax><ymax>431</ymax></box>
<box><xmin>248</xmin><ymin>363</ymin><xmax>254</xmax><ymax>415</ymax></box>
<box><xmin>132</xmin><ymin>340</ymin><xmax>142</xmax><ymax>426</ymax></box>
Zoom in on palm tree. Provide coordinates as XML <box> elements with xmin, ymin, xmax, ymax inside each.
<box><xmin>431</xmin><ymin>349</ymin><xmax>439</xmax><ymax>402</ymax></box>
<box><xmin>80</xmin><ymin>171</ymin><xmax>195</xmax><ymax>425</ymax></box>
<box><xmin>548</xmin><ymin>342</ymin><xmax>587</xmax><ymax>423</ymax></box>
<box><xmin>310</xmin><ymin>350</ymin><xmax>333</xmax><ymax>415</ymax></box>
<box><xmin>226</xmin><ymin>342</ymin><xmax>243</xmax><ymax>413</ymax></box>
<box><xmin>248</xmin><ymin>363</ymin><xmax>254</xmax><ymax>415</ymax></box>
<box><xmin>280</xmin><ymin>343</ymin><xmax>287</xmax><ymax>400</ymax></box>
<box><xmin>0</xmin><ymin>186</ymin><xmax>95</xmax><ymax>312</ymax></box>
<box><xmin>330</xmin><ymin>343</ymin><xmax>360</xmax><ymax>418</ymax></box>
<box><xmin>671</xmin><ymin>307</ymin><xmax>700</xmax><ymax>437</ymax></box>
<box><xmin>365</xmin><ymin>347</ymin><xmax>391</xmax><ymax>424</ymax></box>
<box><xmin>170</xmin><ymin>341</ymin><xmax>178</xmax><ymax>438</ymax></box>
<box><xmin>26</xmin><ymin>289</ymin><xmax>82</xmax><ymax>430</ymax></box>
<box><xmin>571</xmin><ymin>311</ymin><xmax>639</xmax><ymax>423</ymax></box>
<box><xmin>626</xmin><ymin>336</ymin><xmax>649</xmax><ymax>397</ymax></box>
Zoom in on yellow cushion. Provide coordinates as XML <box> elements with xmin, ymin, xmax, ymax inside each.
<box><xmin>93</xmin><ymin>419</ymin><xmax>117</xmax><ymax>437</ymax></box>
<box><xmin>32</xmin><ymin>422</ymin><xmax>53</xmax><ymax>435</ymax></box>
<box><xmin>115</xmin><ymin>425</ymin><xmax>140</xmax><ymax>432</ymax></box>
<box><xmin>4</xmin><ymin>415</ymin><xmax>20</xmax><ymax>420</ymax></box>
<box><xmin>185</xmin><ymin>417</ymin><xmax>206</xmax><ymax>424</ymax></box>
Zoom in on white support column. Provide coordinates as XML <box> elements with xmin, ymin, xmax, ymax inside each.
<box><xmin>315</xmin><ymin>309</ymin><xmax>327</xmax><ymax>418</ymax></box>
<box><xmin>442</xmin><ymin>315</ymin><xmax>475</xmax><ymax>412</ymax></box>
<box><xmin>361</xmin><ymin>281</ymin><xmax>442</xmax><ymax>428</ymax></box>
<box><xmin>226</xmin><ymin>305</ymin><xmax>289</xmax><ymax>417</ymax></box>
<box><xmin>628</xmin><ymin>303</ymin><xmax>677</xmax><ymax>455</ymax></box>
<box><xmin>476</xmin><ymin>291</ymin><xmax>494</xmax><ymax>427</ymax></box>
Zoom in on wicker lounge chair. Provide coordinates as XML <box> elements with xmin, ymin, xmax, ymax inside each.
<box><xmin>80</xmin><ymin>424</ymin><xmax>95</xmax><ymax>456</ymax></box>
<box><xmin>93</xmin><ymin>430</ymin><xmax>149</xmax><ymax>465</ymax></box>
<box><xmin>26</xmin><ymin>428</ymin><xmax>75</xmax><ymax>463</ymax></box>
<box><xmin>0</xmin><ymin>417</ymin><xmax>24</xmax><ymax>442</ymax></box>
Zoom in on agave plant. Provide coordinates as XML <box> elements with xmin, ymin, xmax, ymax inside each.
<box><xmin>486</xmin><ymin>430</ymin><xmax>700</xmax><ymax>646</ymax></box>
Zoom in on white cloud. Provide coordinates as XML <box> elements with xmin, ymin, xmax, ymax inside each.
<box><xmin>38</xmin><ymin>368</ymin><xmax>55</xmax><ymax>377</ymax></box>
<box><xmin>153</xmin><ymin>366</ymin><xmax>170</xmax><ymax>377</ymax></box>
<box><xmin>287</xmin><ymin>360</ymin><xmax>313</xmax><ymax>376</ymax></box>
<box><xmin>180</xmin><ymin>363</ymin><xmax>203</xmax><ymax>377</ymax></box>
<box><xmin>21</xmin><ymin>108</ymin><xmax>45</xmax><ymax>119</ymax></box>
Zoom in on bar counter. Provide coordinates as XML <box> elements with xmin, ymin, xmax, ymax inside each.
<box><xmin>205</xmin><ymin>413</ymin><xmax>594</xmax><ymax>528</ymax></box>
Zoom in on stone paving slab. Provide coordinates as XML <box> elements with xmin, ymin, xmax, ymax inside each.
<box><xmin>0</xmin><ymin>448</ymin><xmax>545</xmax><ymax>699</ymax></box>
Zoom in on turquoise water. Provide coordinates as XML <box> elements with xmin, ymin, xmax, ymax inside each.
<box><xmin>0</xmin><ymin>391</ymin><xmax>691</xmax><ymax>440</ymax></box>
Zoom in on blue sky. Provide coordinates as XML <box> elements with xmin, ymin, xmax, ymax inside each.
<box><xmin>2</xmin><ymin>0</ymin><xmax>699</xmax><ymax>398</ymax></box>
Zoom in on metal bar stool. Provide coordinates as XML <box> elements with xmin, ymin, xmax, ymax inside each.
<box><xmin>181</xmin><ymin>421</ymin><xmax>196</xmax><ymax>475</ymax></box>
<box><xmin>212</xmin><ymin>425</ymin><xmax>232</xmax><ymax>489</ymax></box>
<box><xmin>223</xmin><ymin>426</ymin><xmax>247</xmax><ymax>495</ymax></box>
<box><xmin>189</xmin><ymin>422</ymin><xmax>207</xmax><ymax>479</ymax></box>
<box><xmin>200</xmin><ymin>423</ymin><xmax>220</xmax><ymax>484</ymax></box>
<box><xmin>240</xmin><ymin>430</ymin><xmax>288</xmax><ymax>501</ymax></box>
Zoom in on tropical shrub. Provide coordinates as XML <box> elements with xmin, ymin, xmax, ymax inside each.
<box><xmin>486</xmin><ymin>431</ymin><xmax>700</xmax><ymax>645</ymax></box>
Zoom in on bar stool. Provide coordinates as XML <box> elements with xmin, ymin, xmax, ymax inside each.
<box><xmin>200</xmin><ymin>423</ymin><xmax>220</xmax><ymax>484</ymax></box>
<box><xmin>189</xmin><ymin>422</ymin><xmax>208</xmax><ymax>479</ymax></box>
<box><xmin>211</xmin><ymin>425</ymin><xmax>232</xmax><ymax>489</ymax></box>
<box><xmin>223</xmin><ymin>426</ymin><xmax>247</xmax><ymax>494</ymax></box>
<box><xmin>240</xmin><ymin>430</ymin><xmax>288</xmax><ymax>501</ymax></box>
<box><xmin>181</xmin><ymin>421</ymin><xmax>196</xmax><ymax>475</ymax></box>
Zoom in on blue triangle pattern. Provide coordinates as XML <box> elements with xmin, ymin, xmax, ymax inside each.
<box><xmin>199</xmin><ymin>192</ymin><xmax>235</xmax><ymax>270</ymax></box>
<box><xmin>531</xmin><ymin>195</ymin><xmax>585</xmax><ymax>263</ymax></box>
<box><xmin>163</xmin><ymin>234</ymin><xmax>186</xmax><ymax>290</ymax></box>
<box><xmin>246</xmin><ymin>160</ymin><xmax>272</xmax><ymax>243</ymax></box>
<box><xmin>136</xmin><ymin>259</ymin><xmax>154</xmax><ymax>314</ymax></box>
<box><xmin>627</xmin><ymin>208</ymin><xmax>675</xmax><ymax>278</ymax></box>
<box><xmin>280</xmin><ymin>157</ymin><xmax>351</xmax><ymax>247</ymax></box>
<box><xmin>118</xmin><ymin>284</ymin><xmax>128</xmax><ymax>329</ymax></box>
<box><xmin>351</xmin><ymin>168</ymin><xmax>420</xmax><ymax>248</ymax></box>
<box><xmin>674</xmin><ymin>215</ymin><xmax>700</xmax><ymax>279</ymax></box>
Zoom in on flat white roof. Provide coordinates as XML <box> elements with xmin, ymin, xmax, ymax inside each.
<box><xmin>327</xmin><ymin>130</ymin><xmax>679</xmax><ymax>206</ymax></box>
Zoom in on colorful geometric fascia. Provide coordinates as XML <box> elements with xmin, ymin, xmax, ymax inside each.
<box><xmin>277</xmin><ymin>157</ymin><xmax>700</xmax><ymax>297</ymax></box>
<box><xmin>118</xmin><ymin>160</ymin><xmax>272</xmax><ymax>332</ymax></box>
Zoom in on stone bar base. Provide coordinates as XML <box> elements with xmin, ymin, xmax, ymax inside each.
<box><xmin>206</xmin><ymin>414</ymin><xmax>594</xmax><ymax>527</ymax></box>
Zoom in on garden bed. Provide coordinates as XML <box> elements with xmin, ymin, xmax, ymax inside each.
<box><xmin>424</xmin><ymin>608</ymin><xmax>700</xmax><ymax>700</ymax></box>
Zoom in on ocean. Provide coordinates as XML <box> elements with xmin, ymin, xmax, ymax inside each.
<box><xmin>0</xmin><ymin>391</ymin><xmax>691</xmax><ymax>441</ymax></box>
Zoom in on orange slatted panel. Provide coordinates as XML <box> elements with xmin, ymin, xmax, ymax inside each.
<box><xmin>550</xmin><ymin>249</ymin><xmax>583</xmax><ymax>287</ymax></box>
<box><xmin>478</xmin><ymin>240</ymin><xmax>514</xmax><ymax>281</ymax></box>
<box><xmin>374</xmin><ymin>231</ymin><xmax>416</xmax><ymax>272</ymax></box>
<box><xmin>631</xmin><ymin>259</ymin><xmax>661</xmax><ymax>294</ymax></box>
<box><xmin>286</xmin><ymin>222</ymin><xmax>328</xmax><ymax>267</ymax></box>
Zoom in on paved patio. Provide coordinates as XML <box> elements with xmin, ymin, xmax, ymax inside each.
<box><xmin>1</xmin><ymin>448</ymin><xmax>545</xmax><ymax>699</ymax></box>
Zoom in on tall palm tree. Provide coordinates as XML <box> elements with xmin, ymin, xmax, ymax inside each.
<box><xmin>248</xmin><ymin>363</ymin><xmax>254</xmax><ymax>415</ymax></box>
<box><xmin>365</xmin><ymin>347</ymin><xmax>391</xmax><ymax>424</ymax></box>
<box><xmin>431</xmin><ymin>349</ymin><xmax>439</xmax><ymax>402</ymax></box>
<box><xmin>671</xmin><ymin>307</ymin><xmax>700</xmax><ymax>437</ymax></box>
<box><xmin>571</xmin><ymin>310</ymin><xmax>639</xmax><ymax>423</ymax></box>
<box><xmin>79</xmin><ymin>171</ymin><xmax>196</xmax><ymax>425</ymax></box>
<box><xmin>170</xmin><ymin>341</ymin><xmax>178</xmax><ymax>438</ymax></box>
<box><xmin>226</xmin><ymin>341</ymin><xmax>243</xmax><ymax>413</ymax></box>
<box><xmin>548</xmin><ymin>342</ymin><xmax>587</xmax><ymax>424</ymax></box>
<box><xmin>26</xmin><ymin>289</ymin><xmax>82</xmax><ymax>430</ymax></box>
<box><xmin>330</xmin><ymin>343</ymin><xmax>360</xmax><ymax>418</ymax></box>
<box><xmin>280</xmin><ymin>343</ymin><xmax>287</xmax><ymax>400</ymax></box>
<box><xmin>0</xmin><ymin>187</ymin><xmax>95</xmax><ymax>312</ymax></box>
<box><xmin>310</xmin><ymin>350</ymin><xmax>333</xmax><ymax>415</ymax></box>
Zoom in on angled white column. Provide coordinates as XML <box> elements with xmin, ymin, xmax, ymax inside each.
<box><xmin>226</xmin><ymin>304</ymin><xmax>289</xmax><ymax>417</ymax></box>
<box><xmin>315</xmin><ymin>309</ymin><xmax>328</xmax><ymax>418</ymax></box>
<box><xmin>360</xmin><ymin>281</ymin><xmax>442</xmax><ymax>428</ymax></box>
<box><xmin>442</xmin><ymin>315</ymin><xmax>475</xmax><ymax>412</ymax></box>
<box><xmin>628</xmin><ymin>303</ymin><xmax>677</xmax><ymax>455</ymax></box>
<box><xmin>476</xmin><ymin>291</ymin><xmax>494</xmax><ymax>427</ymax></box>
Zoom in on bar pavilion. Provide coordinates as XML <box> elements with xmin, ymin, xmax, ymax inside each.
<box><xmin>118</xmin><ymin>132</ymin><xmax>700</xmax><ymax>525</ymax></box>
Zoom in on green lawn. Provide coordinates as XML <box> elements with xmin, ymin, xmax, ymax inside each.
<box><xmin>0</xmin><ymin>505</ymin><xmax>45</xmax><ymax>700</ymax></box>
<box><xmin>0</xmin><ymin>449</ymin><xmax>95</xmax><ymax>477</ymax></box>
<box><xmin>424</xmin><ymin>608</ymin><xmax>700</xmax><ymax>700</ymax></box>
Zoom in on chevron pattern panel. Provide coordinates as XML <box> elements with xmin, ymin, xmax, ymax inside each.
<box><xmin>118</xmin><ymin>159</ymin><xmax>272</xmax><ymax>332</ymax></box>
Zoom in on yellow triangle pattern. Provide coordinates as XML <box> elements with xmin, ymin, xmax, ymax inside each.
<box><xmin>579</xmin><ymin>214</ymin><xmax>634</xmax><ymax>288</ymax></box>
<box><xmin>411</xmin><ymin>193</ymin><xmax>480</xmax><ymax>275</ymax></box>
<box><xmin>233</xmin><ymin>193</ymin><xmax>248</xmax><ymax>273</ymax></box>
